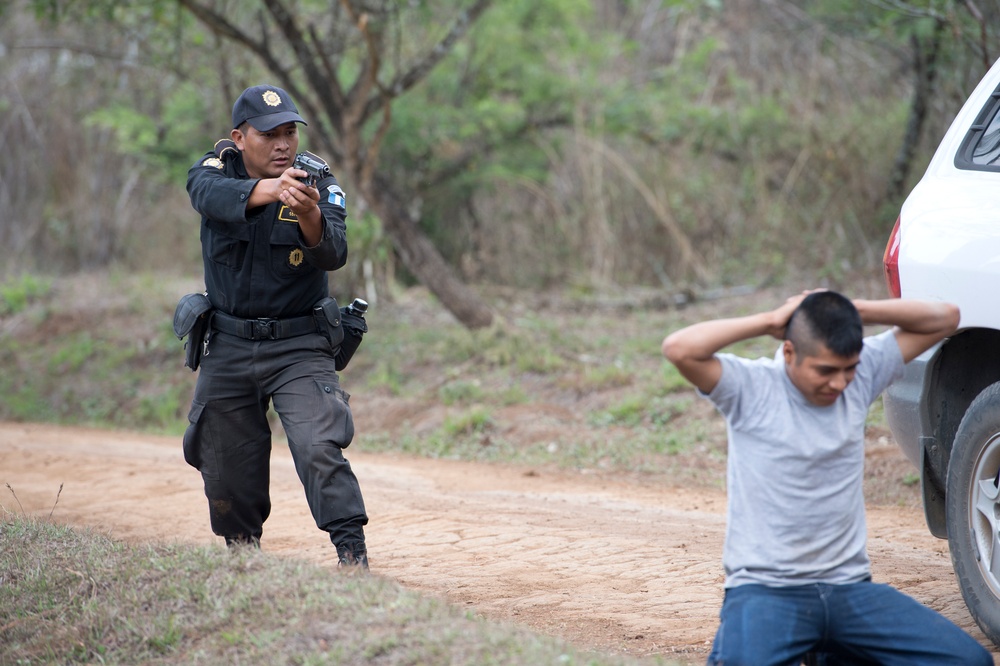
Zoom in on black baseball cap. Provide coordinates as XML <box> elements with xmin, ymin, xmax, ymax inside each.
<box><xmin>232</xmin><ymin>84</ymin><xmax>307</xmax><ymax>131</ymax></box>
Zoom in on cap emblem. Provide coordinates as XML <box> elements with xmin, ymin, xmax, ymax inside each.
<box><xmin>262</xmin><ymin>90</ymin><xmax>282</xmax><ymax>107</ymax></box>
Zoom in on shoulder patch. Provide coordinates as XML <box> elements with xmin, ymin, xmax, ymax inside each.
<box><xmin>201</xmin><ymin>157</ymin><xmax>224</xmax><ymax>169</ymax></box>
<box><xmin>327</xmin><ymin>184</ymin><xmax>346</xmax><ymax>209</ymax></box>
<box><xmin>213</xmin><ymin>138</ymin><xmax>239</xmax><ymax>160</ymax></box>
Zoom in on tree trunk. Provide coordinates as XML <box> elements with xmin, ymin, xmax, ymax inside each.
<box><xmin>887</xmin><ymin>20</ymin><xmax>944</xmax><ymax>203</ymax></box>
<box><xmin>362</xmin><ymin>173</ymin><xmax>494</xmax><ymax>329</ymax></box>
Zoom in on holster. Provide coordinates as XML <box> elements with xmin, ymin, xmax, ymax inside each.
<box><xmin>313</xmin><ymin>296</ymin><xmax>367</xmax><ymax>371</ymax></box>
<box><xmin>336</xmin><ymin>309</ymin><xmax>368</xmax><ymax>371</ymax></box>
<box><xmin>173</xmin><ymin>293</ymin><xmax>213</xmax><ymax>372</ymax></box>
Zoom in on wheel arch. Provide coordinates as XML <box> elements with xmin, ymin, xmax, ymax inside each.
<box><xmin>922</xmin><ymin>328</ymin><xmax>1000</xmax><ymax>535</ymax></box>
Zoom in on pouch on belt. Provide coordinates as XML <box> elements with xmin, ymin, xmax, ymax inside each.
<box><xmin>173</xmin><ymin>292</ymin><xmax>213</xmax><ymax>371</ymax></box>
<box><xmin>314</xmin><ymin>295</ymin><xmax>346</xmax><ymax>353</ymax></box>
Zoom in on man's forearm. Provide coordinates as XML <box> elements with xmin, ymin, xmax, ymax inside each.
<box><xmin>664</xmin><ymin>292</ymin><xmax>803</xmax><ymax>363</ymax></box>
<box><xmin>853</xmin><ymin>299</ymin><xmax>960</xmax><ymax>336</ymax></box>
<box><xmin>663</xmin><ymin>313</ymin><xmax>774</xmax><ymax>362</ymax></box>
<box><xmin>246</xmin><ymin>178</ymin><xmax>280</xmax><ymax>208</ymax></box>
<box><xmin>297</xmin><ymin>207</ymin><xmax>322</xmax><ymax>247</ymax></box>
<box><xmin>662</xmin><ymin>291</ymin><xmax>807</xmax><ymax>395</ymax></box>
<box><xmin>853</xmin><ymin>298</ymin><xmax>960</xmax><ymax>363</ymax></box>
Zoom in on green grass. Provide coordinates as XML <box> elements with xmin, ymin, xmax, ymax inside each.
<box><xmin>0</xmin><ymin>273</ymin><xmax>728</xmax><ymax>460</ymax></box>
<box><xmin>0</xmin><ymin>270</ymin><xmax>902</xmax><ymax>487</ymax></box>
<box><xmin>0</xmin><ymin>270</ymin><xmax>745</xmax><ymax>481</ymax></box>
<box><xmin>443</xmin><ymin>406</ymin><xmax>495</xmax><ymax>436</ymax></box>
<box><xmin>439</xmin><ymin>379</ymin><xmax>485</xmax><ymax>405</ymax></box>
<box><xmin>591</xmin><ymin>395</ymin><xmax>648</xmax><ymax>427</ymax></box>
<box><xmin>0</xmin><ymin>514</ymin><xmax>675</xmax><ymax>666</ymax></box>
<box><xmin>4</xmin><ymin>271</ymin><xmax>912</xmax><ymax>502</ymax></box>
<box><xmin>0</xmin><ymin>273</ymin><xmax>51</xmax><ymax>316</ymax></box>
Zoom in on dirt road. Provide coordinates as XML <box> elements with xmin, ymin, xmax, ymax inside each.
<box><xmin>2</xmin><ymin>421</ymin><xmax>997</xmax><ymax>664</ymax></box>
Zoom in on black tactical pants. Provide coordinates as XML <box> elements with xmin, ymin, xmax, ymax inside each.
<box><xmin>182</xmin><ymin>328</ymin><xmax>367</xmax><ymax>547</ymax></box>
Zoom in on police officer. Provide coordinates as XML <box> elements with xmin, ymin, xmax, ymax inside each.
<box><xmin>182</xmin><ymin>84</ymin><xmax>368</xmax><ymax>568</ymax></box>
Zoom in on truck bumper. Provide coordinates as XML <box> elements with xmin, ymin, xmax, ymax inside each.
<box><xmin>884</xmin><ymin>346</ymin><xmax>936</xmax><ymax>470</ymax></box>
<box><xmin>883</xmin><ymin>342</ymin><xmax>949</xmax><ymax>538</ymax></box>
<box><xmin>882</xmin><ymin>344</ymin><xmax>940</xmax><ymax>469</ymax></box>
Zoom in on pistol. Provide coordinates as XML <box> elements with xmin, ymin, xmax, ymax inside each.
<box><xmin>292</xmin><ymin>151</ymin><xmax>330</xmax><ymax>187</ymax></box>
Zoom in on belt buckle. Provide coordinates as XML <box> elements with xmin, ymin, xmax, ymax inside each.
<box><xmin>248</xmin><ymin>318</ymin><xmax>279</xmax><ymax>340</ymax></box>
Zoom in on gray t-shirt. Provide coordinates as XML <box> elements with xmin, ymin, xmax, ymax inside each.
<box><xmin>703</xmin><ymin>330</ymin><xmax>904</xmax><ymax>588</ymax></box>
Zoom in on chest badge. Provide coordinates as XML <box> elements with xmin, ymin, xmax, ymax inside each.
<box><xmin>288</xmin><ymin>248</ymin><xmax>304</xmax><ymax>267</ymax></box>
<box><xmin>278</xmin><ymin>205</ymin><xmax>298</xmax><ymax>223</ymax></box>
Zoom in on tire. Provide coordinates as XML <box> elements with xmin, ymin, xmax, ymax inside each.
<box><xmin>947</xmin><ymin>380</ymin><xmax>1000</xmax><ymax>647</ymax></box>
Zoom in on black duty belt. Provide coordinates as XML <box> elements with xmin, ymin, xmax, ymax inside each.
<box><xmin>212</xmin><ymin>311</ymin><xmax>319</xmax><ymax>341</ymax></box>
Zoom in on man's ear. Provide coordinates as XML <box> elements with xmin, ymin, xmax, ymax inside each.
<box><xmin>230</xmin><ymin>127</ymin><xmax>245</xmax><ymax>150</ymax></box>
<box><xmin>783</xmin><ymin>340</ymin><xmax>795</xmax><ymax>365</ymax></box>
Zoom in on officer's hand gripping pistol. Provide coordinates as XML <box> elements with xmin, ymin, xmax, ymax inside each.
<box><xmin>292</xmin><ymin>151</ymin><xmax>330</xmax><ymax>187</ymax></box>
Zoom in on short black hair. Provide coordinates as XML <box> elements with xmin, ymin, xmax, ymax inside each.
<box><xmin>785</xmin><ymin>291</ymin><xmax>863</xmax><ymax>359</ymax></box>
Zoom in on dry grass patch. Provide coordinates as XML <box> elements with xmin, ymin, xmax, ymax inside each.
<box><xmin>0</xmin><ymin>514</ymin><xmax>678</xmax><ymax>666</ymax></box>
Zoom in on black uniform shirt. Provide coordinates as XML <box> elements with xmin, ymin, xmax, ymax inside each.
<box><xmin>187</xmin><ymin>149</ymin><xmax>348</xmax><ymax>319</ymax></box>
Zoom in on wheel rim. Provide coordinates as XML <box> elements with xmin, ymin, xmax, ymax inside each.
<box><xmin>970</xmin><ymin>432</ymin><xmax>1000</xmax><ymax>597</ymax></box>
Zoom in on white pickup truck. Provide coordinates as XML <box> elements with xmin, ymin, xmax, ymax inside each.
<box><xmin>883</xmin><ymin>56</ymin><xmax>1000</xmax><ymax>645</ymax></box>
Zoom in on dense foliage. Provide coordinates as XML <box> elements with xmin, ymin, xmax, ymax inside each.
<box><xmin>0</xmin><ymin>0</ymin><xmax>997</xmax><ymax>292</ymax></box>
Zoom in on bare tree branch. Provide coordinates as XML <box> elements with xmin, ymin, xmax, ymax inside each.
<box><xmin>339</xmin><ymin>0</ymin><xmax>385</xmax><ymax>128</ymax></box>
<box><xmin>177</xmin><ymin>0</ymin><xmax>298</xmax><ymax>92</ymax></box>
<box><xmin>178</xmin><ymin>0</ymin><xmax>266</xmax><ymax>53</ymax></box>
<box><xmin>360</xmin><ymin>103</ymin><xmax>391</xmax><ymax>190</ymax></box>
<box><xmin>420</xmin><ymin>113</ymin><xmax>572</xmax><ymax>190</ymax></box>
<box><xmin>178</xmin><ymin>0</ymin><xmax>343</xmax><ymax>161</ymax></box>
<box><xmin>389</xmin><ymin>0</ymin><xmax>492</xmax><ymax>96</ymax></box>
<box><xmin>308</xmin><ymin>23</ymin><xmax>346</xmax><ymax>111</ymax></box>
<box><xmin>7</xmin><ymin>41</ymin><xmax>127</xmax><ymax>61</ymax></box>
<box><xmin>866</xmin><ymin>0</ymin><xmax>992</xmax><ymax>70</ymax></box>
<box><xmin>863</xmin><ymin>0</ymin><xmax>945</xmax><ymax>20</ymax></box>
<box><xmin>887</xmin><ymin>18</ymin><xmax>944</xmax><ymax>202</ymax></box>
<box><xmin>360</xmin><ymin>0</ymin><xmax>493</xmax><ymax>122</ymax></box>
<box><xmin>960</xmin><ymin>0</ymin><xmax>991</xmax><ymax>70</ymax></box>
<box><xmin>261</xmin><ymin>0</ymin><xmax>345</xmax><ymax>132</ymax></box>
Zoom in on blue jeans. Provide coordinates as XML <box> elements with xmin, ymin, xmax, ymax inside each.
<box><xmin>707</xmin><ymin>580</ymin><xmax>992</xmax><ymax>666</ymax></box>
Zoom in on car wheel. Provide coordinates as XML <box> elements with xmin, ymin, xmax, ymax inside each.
<box><xmin>947</xmin><ymin>380</ymin><xmax>1000</xmax><ymax>646</ymax></box>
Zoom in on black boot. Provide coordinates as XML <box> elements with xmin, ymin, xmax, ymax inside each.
<box><xmin>225</xmin><ymin>534</ymin><xmax>260</xmax><ymax>550</ymax></box>
<box><xmin>336</xmin><ymin>540</ymin><xmax>369</xmax><ymax>570</ymax></box>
